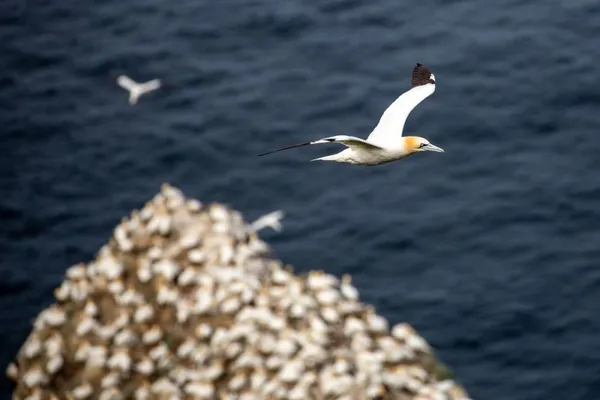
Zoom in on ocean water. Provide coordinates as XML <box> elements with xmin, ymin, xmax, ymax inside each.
<box><xmin>2</xmin><ymin>0</ymin><xmax>600</xmax><ymax>398</ymax></box>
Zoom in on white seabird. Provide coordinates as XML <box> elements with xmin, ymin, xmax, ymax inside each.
<box><xmin>117</xmin><ymin>75</ymin><xmax>161</xmax><ymax>105</ymax></box>
<box><xmin>250</xmin><ymin>210</ymin><xmax>284</xmax><ymax>233</ymax></box>
<box><xmin>258</xmin><ymin>63</ymin><xmax>444</xmax><ymax>166</ymax></box>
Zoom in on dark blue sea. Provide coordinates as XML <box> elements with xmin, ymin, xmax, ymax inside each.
<box><xmin>2</xmin><ymin>0</ymin><xmax>600</xmax><ymax>398</ymax></box>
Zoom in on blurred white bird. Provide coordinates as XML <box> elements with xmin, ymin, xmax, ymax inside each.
<box><xmin>117</xmin><ymin>75</ymin><xmax>161</xmax><ymax>105</ymax></box>
<box><xmin>258</xmin><ymin>63</ymin><xmax>444</xmax><ymax>166</ymax></box>
<box><xmin>250</xmin><ymin>210</ymin><xmax>284</xmax><ymax>233</ymax></box>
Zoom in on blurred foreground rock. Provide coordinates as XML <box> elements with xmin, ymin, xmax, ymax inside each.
<box><xmin>7</xmin><ymin>184</ymin><xmax>470</xmax><ymax>400</ymax></box>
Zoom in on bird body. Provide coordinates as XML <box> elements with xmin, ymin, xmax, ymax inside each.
<box><xmin>117</xmin><ymin>75</ymin><xmax>161</xmax><ymax>105</ymax></box>
<box><xmin>259</xmin><ymin>63</ymin><xmax>444</xmax><ymax>166</ymax></box>
<box><xmin>308</xmin><ymin>135</ymin><xmax>435</xmax><ymax>166</ymax></box>
<box><xmin>308</xmin><ymin>137</ymin><xmax>404</xmax><ymax>166</ymax></box>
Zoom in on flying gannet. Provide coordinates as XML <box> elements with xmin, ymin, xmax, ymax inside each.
<box><xmin>117</xmin><ymin>75</ymin><xmax>161</xmax><ymax>105</ymax></box>
<box><xmin>258</xmin><ymin>63</ymin><xmax>444</xmax><ymax>166</ymax></box>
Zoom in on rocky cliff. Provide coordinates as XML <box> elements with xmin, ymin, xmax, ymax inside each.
<box><xmin>7</xmin><ymin>184</ymin><xmax>470</xmax><ymax>400</ymax></box>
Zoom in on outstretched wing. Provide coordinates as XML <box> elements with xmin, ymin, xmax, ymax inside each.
<box><xmin>366</xmin><ymin>63</ymin><xmax>436</xmax><ymax>148</ymax></box>
<box><xmin>258</xmin><ymin>135</ymin><xmax>383</xmax><ymax>157</ymax></box>
<box><xmin>117</xmin><ymin>75</ymin><xmax>138</xmax><ymax>91</ymax></box>
<box><xmin>140</xmin><ymin>79</ymin><xmax>161</xmax><ymax>92</ymax></box>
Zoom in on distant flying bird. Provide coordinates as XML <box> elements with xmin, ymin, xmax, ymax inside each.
<box><xmin>117</xmin><ymin>75</ymin><xmax>161</xmax><ymax>105</ymax></box>
<box><xmin>249</xmin><ymin>210</ymin><xmax>284</xmax><ymax>233</ymax></box>
<box><xmin>258</xmin><ymin>63</ymin><xmax>444</xmax><ymax>166</ymax></box>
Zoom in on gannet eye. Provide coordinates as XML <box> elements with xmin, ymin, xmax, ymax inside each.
<box><xmin>419</xmin><ymin>143</ymin><xmax>428</xmax><ymax>148</ymax></box>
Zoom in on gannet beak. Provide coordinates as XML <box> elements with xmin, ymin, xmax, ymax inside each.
<box><xmin>424</xmin><ymin>143</ymin><xmax>444</xmax><ymax>153</ymax></box>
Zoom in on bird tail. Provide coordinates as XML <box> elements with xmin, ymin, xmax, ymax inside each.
<box><xmin>310</xmin><ymin>154</ymin><xmax>338</xmax><ymax>162</ymax></box>
<box><xmin>129</xmin><ymin>92</ymin><xmax>140</xmax><ymax>105</ymax></box>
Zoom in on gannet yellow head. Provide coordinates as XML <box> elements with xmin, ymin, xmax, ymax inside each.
<box><xmin>404</xmin><ymin>136</ymin><xmax>444</xmax><ymax>155</ymax></box>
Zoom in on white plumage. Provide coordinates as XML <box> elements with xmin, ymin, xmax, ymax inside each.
<box><xmin>259</xmin><ymin>63</ymin><xmax>444</xmax><ymax>166</ymax></box>
<box><xmin>117</xmin><ymin>75</ymin><xmax>161</xmax><ymax>105</ymax></box>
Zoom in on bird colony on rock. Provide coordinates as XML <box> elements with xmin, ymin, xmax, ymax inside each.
<box><xmin>7</xmin><ymin>184</ymin><xmax>470</xmax><ymax>400</ymax></box>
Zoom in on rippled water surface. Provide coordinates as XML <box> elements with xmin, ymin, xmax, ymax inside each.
<box><xmin>2</xmin><ymin>0</ymin><xmax>600</xmax><ymax>398</ymax></box>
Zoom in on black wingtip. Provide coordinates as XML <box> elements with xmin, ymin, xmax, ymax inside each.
<box><xmin>257</xmin><ymin>149</ymin><xmax>279</xmax><ymax>157</ymax></box>
<box><xmin>412</xmin><ymin>63</ymin><xmax>434</xmax><ymax>88</ymax></box>
<box><xmin>257</xmin><ymin>141</ymin><xmax>314</xmax><ymax>157</ymax></box>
